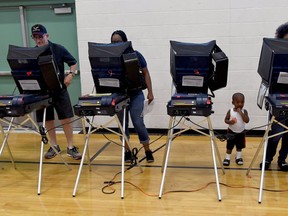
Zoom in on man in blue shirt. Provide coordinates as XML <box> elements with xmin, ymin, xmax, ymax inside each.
<box><xmin>31</xmin><ymin>24</ymin><xmax>81</xmax><ymax>160</ymax></box>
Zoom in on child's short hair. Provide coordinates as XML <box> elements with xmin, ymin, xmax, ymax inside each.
<box><xmin>232</xmin><ymin>92</ymin><xmax>245</xmax><ymax>101</ymax></box>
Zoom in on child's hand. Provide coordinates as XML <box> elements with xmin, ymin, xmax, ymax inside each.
<box><xmin>231</xmin><ymin>117</ymin><xmax>237</xmax><ymax>124</ymax></box>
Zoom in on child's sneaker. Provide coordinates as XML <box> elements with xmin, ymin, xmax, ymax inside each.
<box><xmin>235</xmin><ymin>158</ymin><xmax>243</xmax><ymax>165</ymax></box>
<box><xmin>223</xmin><ymin>159</ymin><xmax>230</xmax><ymax>166</ymax></box>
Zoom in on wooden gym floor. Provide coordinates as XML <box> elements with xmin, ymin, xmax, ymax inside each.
<box><xmin>0</xmin><ymin>129</ymin><xmax>288</xmax><ymax>215</ymax></box>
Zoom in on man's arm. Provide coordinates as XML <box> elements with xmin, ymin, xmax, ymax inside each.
<box><xmin>64</xmin><ymin>63</ymin><xmax>77</xmax><ymax>87</ymax></box>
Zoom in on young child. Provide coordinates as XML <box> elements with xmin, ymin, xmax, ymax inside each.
<box><xmin>223</xmin><ymin>93</ymin><xmax>249</xmax><ymax>166</ymax></box>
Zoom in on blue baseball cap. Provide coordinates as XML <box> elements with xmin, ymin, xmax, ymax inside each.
<box><xmin>31</xmin><ymin>24</ymin><xmax>47</xmax><ymax>35</ymax></box>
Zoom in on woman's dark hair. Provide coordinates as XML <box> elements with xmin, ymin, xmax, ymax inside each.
<box><xmin>275</xmin><ymin>22</ymin><xmax>288</xmax><ymax>39</ymax></box>
<box><xmin>111</xmin><ymin>30</ymin><xmax>128</xmax><ymax>42</ymax></box>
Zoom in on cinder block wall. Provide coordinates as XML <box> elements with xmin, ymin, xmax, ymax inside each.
<box><xmin>75</xmin><ymin>0</ymin><xmax>288</xmax><ymax>130</ymax></box>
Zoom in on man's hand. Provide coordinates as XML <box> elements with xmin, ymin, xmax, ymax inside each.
<box><xmin>64</xmin><ymin>73</ymin><xmax>73</xmax><ymax>87</ymax></box>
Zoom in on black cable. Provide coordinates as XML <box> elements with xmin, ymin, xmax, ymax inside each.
<box><xmin>183</xmin><ymin>114</ymin><xmax>288</xmax><ymax>142</ymax></box>
<box><xmin>45</xmin><ymin>116</ymin><xmax>83</xmax><ymax>133</ymax></box>
<box><xmin>83</xmin><ymin>114</ymin><xmax>177</xmax><ymax>151</ymax></box>
<box><xmin>99</xmin><ymin>132</ymin><xmax>168</xmax><ymax>189</ymax></box>
<box><xmin>128</xmin><ymin>147</ymin><xmax>140</xmax><ymax>169</ymax></box>
<box><xmin>101</xmin><ymin>134</ymin><xmax>122</xmax><ymax>147</ymax></box>
<box><xmin>183</xmin><ymin>116</ymin><xmax>239</xmax><ymax>142</ymax></box>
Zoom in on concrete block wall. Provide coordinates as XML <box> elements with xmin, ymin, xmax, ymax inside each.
<box><xmin>75</xmin><ymin>0</ymin><xmax>288</xmax><ymax>130</ymax></box>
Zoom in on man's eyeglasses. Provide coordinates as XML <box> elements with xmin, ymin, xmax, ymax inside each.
<box><xmin>31</xmin><ymin>35</ymin><xmax>44</xmax><ymax>40</ymax></box>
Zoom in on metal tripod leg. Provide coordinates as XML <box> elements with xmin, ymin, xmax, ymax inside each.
<box><xmin>120</xmin><ymin>108</ymin><xmax>126</xmax><ymax>199</ymax></box>
<box><xmin>246</xmin><ymin>116</ymin><xmax>280</xmax><ymax>203</ymax></box>
<box><xmin>246</xmin><ymin>115</ymin><xmax>288</xmax><ymax>203</ymax></box>
<box><xmin>114</xmin><ymin>113</ymin><xmax>143</xmax><ymax>174</ymax></box>
<box><xmin>73</xmin><ymin>116</ymin><xmax>94</xmax><ymax>197</ymax></box>
<box><xmin>246</xmin><ymin>116</ymin><xmax>273</xmax><ymax>176</ymax></box>
<box><xmin>258</xmin><ymin>128</ymin><xmax>270</xmax><ymax>204</ymax></box>
<box><xmin>37</xmin><ymin>108</ymin><xmax>47</xmax><ymax>195</ymax></box>
<box><xmin>207</xmin><ymin>117</ymin><xmax>225</xmax><ymax>175</ymax></box>
<box><xmin>0</xmin><ymin>118</ymin><xmax>16</xmax><ymax>168</ymax></box>
<box><xmin>81</xmin><ymin>117</ymin><xmax>92</xmax><ymax>171</ymax></box>
<box><xmin>72</xmin><ymin>110</ymin><xmax>134</xmax><ymax>198</ymax></box>
<box><xmin>161</xmin><ymin>116</ymin><xmax>174</xmax><ymax>173</ymax></box>
<box><xmin>159</xmin><ymin>116</ymin><xmax>222</xmax><ymax>200</ymax></box>
<box><xmin>207</xmin><ymin>116</ymin><xmax>222</xmax><ymax>201</ymax></box>
<box><xmin>159</xmin><ymin>116</ymin><xmax>176</xmax><ymax>198</ymax></box>
<box><xmin>258</xmin><ymin>116</ymin><xmax>288</xmax><ymax>203</ymax></box>
<box><xmin>37</xmin><ymin>107</ymin><xmax>71</xmax><ymax>195</ymax></box>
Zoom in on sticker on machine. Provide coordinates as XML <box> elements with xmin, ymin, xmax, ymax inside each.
<box><xmin>99</xmin><ymin>78</ymin><xmax>120</xmax><ymax>87</ymax></box>
<box><xmin>19</xmin><ymin>80</ymin><xmax>41</xmax><ymax>90</ymax></box>
<box><xmin>277</xmin><ymin>72</ymin><xmax>288</xmax><ymax>84</ymax></box>
<box><xmin>182</xmin><ymin>75</ymin><xmax>204</xmax><ymax>87</ymax></box>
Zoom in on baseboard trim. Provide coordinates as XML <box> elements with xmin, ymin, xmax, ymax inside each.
<box><xmin>79</xmin><ymin>127</ymin><xmax>265</xmax><ymax>137</ymax></box>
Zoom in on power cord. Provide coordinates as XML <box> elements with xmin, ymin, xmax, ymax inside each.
<box><xmin>102</xmin><ymin>180</ymin><xmax>288</xmax><ymax>196</ymax></box>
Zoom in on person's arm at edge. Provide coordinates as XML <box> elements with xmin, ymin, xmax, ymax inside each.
<box><xmin>142</xmin><ymin>67</ymin><xmax>154</xmax><ymax>104</ymax></box>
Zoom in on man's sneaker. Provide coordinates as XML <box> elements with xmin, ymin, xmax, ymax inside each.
<box><xmin>278</xmin><ymin>161</ymin><xmax>288</xmax><ymax>171</ymax></box>
<box><xmin>124</xmin><ymin>150</ymin><xmax>132</xmax><ymax>163</ymax></box>
<box><xmin>260</xmin><ymin>161</ymin><xmax>271</xmax><ymax>170</ymax></box>
<box><xmin>223</xmin><ymin>159</ymin><xmax>230</xmax><ymax>166</ymax></box>
<box><xmin>235</xmin><ymin>158</ymin><xmax>244</xmax><ymax>165</ymax></box>
<box><xmin>67</xmin><ymin>146</ymin><xmax>82</xmax><ymax>160</ymax></box>
<box><xmin>145</xmin><ymin>150</ymin><xmax>154</xmax><ymax>163</ymax></box>
<box><xmin>45</xmin><ymin>145</ymin><xmax>61</xmax><ymax>159</ymax></box>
